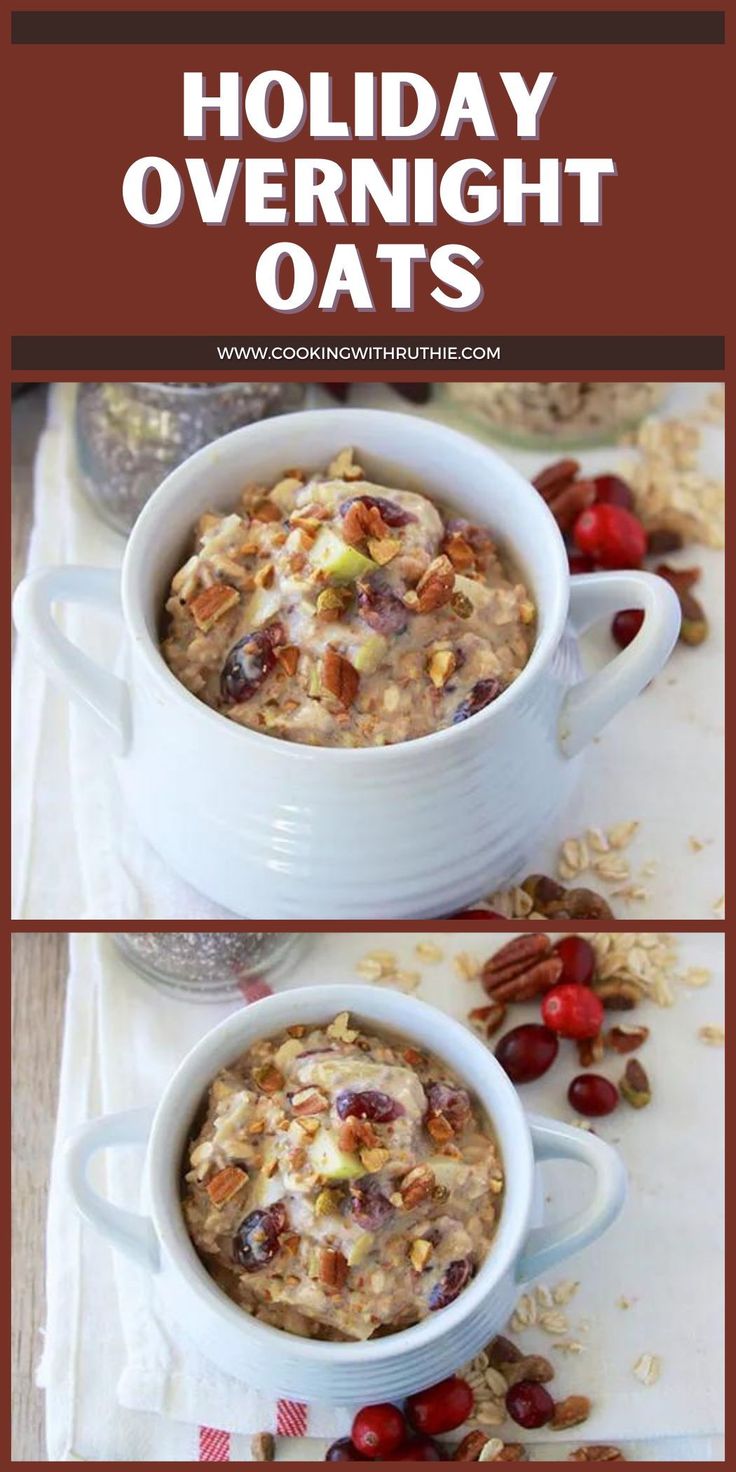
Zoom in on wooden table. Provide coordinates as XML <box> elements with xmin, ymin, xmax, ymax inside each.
<box><xmin>11</xmin><ymin>935</ymin><xmax>68</xmax><ymax>1462</ymax></box>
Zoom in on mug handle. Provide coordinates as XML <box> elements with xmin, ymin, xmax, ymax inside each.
<box><xmin>12</xmin><ymin>566</ymin><xmax>130</xmax><ymax>756</ymax></box>
<box><xmin>559</xmin><ymin>570</ymin><xmax>680</xmax><ymax>758</ymax></box>
<box><xmin>64</xmin><ymin>1107</ymin><xmax>160</xmax><ymax>1272</ymax></box>
<box><xmin>516</xmin><ymin>1114</ymin><xmax>627</xmax><ymax>1283</ymax></box>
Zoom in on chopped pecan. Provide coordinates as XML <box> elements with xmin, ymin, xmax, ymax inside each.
<box><xmin>577</xmin><ymin>1033</ymin><xmax>605</xmax><ymax>1068</ymax></box>
<box><xmin>251</xmin><ymin>499</ymin><xmax>282</xmax><ymax>523</ymax></box>
<box><xmin>619</xmin><ymin>1058</ymin><xmax>651</xmax><ymax>1108</ymax></box>
<box><xmin>442</xmin><ymin>531</ymin><xmax>477</xmax><ymax>571</ymax></box>
<box><xmin>339</xmin><ymin>1118</ymin><xmax>379</xmax><ymax>1152</ymax></box>
<box><xmin>190</xmin><ymin>583</ymin><xmax>240</xmax><ymax>632</ymax></box>
<box><xmin>409</xmin><ymin>1238</ymin><xmax>433</xmax><ymax>1271</ymax></box>
<box><xmin>453</xmin><ymin>1430</ymin><xmax>490</xmax><ymax>1461</ymax></box>
<box><xmin>253</xmin><ymin>1064</ymin><xmax>284</xmax><ymax>1094</ymax></box>
<box><xmin>400</xmin><ymin>1164</ymin><xmax>436</xmax><ymax>1209</ymax></box>
<box><xmin>360</xmin><ymin>1146</ymin><xmax>391</xmax><ymax>1173</ymax></box>
<box><xmin>205</xmin><ymin>1165</ymin><xmax>248</xmax><ymax>1207</ymax></box>
<box><xmin>427</xmin><ymin>648</ymin><xmax>457</xmax><ymax>688</ymax></box>
<box><xmin>319</xmin><ymin>1247</ymin><xmax>348</xmax><ymax>1289</ymax></box>
<box><xmin>414</xmin><ymin>555</ymin><xmax>456</xmax><ymax>613</ymax></box>
<box><xmin>250</xmin><ymin>1432</ymin><xmax>275</xmax><ymax>1462</ymax></box>
<box><xmin>322</xmin><ymin>648</ymin><xmax>360</xmax><ymax>707</ymax></box>
<box><xmin>486</xmin><ymin>1335</ymin><xmax>523</xmax><ymax>1368</ymax></box>
<box><xmin>275</xmin><ymin>644</ymin><xmax>300</xmax><ymax>675</ymax></box>
<box><xmin>482</xmin><ymin>934</ymin><xmax>563</xmax><ymax>1003</ymax></box>
<box><xmin>552</xmin><ymin>1396</ymin><xmax>591</xmax><ymax>1430</ymax></box>
<box><xmin>521</xmin><ymin>875</ymin><xmax>614</xmax><ymax>920</ymax></box>
<box><xmin>593</xmin><ymin>980</ymin><xmax>640</xmax><ymax>1011</ymax></box>
<box><xmin>568</xmin><ymin>1449</ymin><xmax>626</xmax><ymax>1462</ymax></box>
<box><xmin>469</xmin><ymin>1001</ymin><xmax>508</xmax><ymax>1038</ymax></box>
<box><xmin>492</xmin><ymin>1449</ymin><xmax>527</xmax><ymax>1462</ymax></box>
<box><xmin>426</xmin><ymin>1113</ymin><xmax>455</xmax><ymax>1144</ymax></box>
<box><xmin>291</xmin><ymin>1087</ymin><xmax>329</xmax><ymax>1115</ymax></box>
<box><xmin>343</xmin><ymin>499</ymin><xmax>389</xmax><ymax>546</ymax></box>
<box><xmin>503</xmin><ymin>1354</ymin><xmax>555</xmax><ymax>1388</ymax></box>
<box><xmin>606</xmin><ymin>1024</ymin><xmax>649</xmax><ymax>1054</ymax></box>
<box><xmin>314</xmin><ymin>1188</ymin><xmax>343</xmax><ymax>1218</ymax></box>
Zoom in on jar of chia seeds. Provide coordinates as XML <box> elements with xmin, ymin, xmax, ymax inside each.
<box><xmin>441</xmin><ymin>382</ymin><xmax>666</xmax><ymax>449</ymax></box>
<box><xmin>113</xmin><ymin>931</ymin><xmax>305</xmax><ymax>1000</ymax></box>
<box><xmin>74</xmin><ymin>381</ymin><xmax>306</xmax><ymax>535</ymax></box>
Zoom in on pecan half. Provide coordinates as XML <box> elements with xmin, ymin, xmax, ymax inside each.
<box><xmin>521</xmin><ymin>875</ymin><xmax>614</xmax><ymax>920</ymax></box>
<box><xmin>552</xmin><ymin>1396</ymin><xmax>591</xmax><ymax>1430</ymax></box>
<box><xmin>545</xmin><ymin>478</ymin><xmax>596</xmax><ymax>534</ymax></box>
<box><xmin>532</xmin><ymin>458</ymin><xmax>581</xmax><ymax>500</ymax></box>
<box><xmin>568</xmin><ymin>1449</ymin><xmax>626</xmax><ymax>1462</ymax></box>
<box><xmin>322</xmin><ymin>648</ymin><xmax>360</xmax><ymax>707</ymax></box>
<box><xmin>486</xmin><ymin>1335</ymin><xmax>523</xmax><ymax>1368</ymax></box>
<box><xmin>414</xmin><ymin>555</ymin><xmax>456</xmax><ymax>613</ymax></box>
<box><xmin>482</xmin><ymin>935</ymin><xmax>562</xmax><ymax>1003</ymax></box>
<box><xmin>453</xmin><ymin>1431</ymin><xmax>489</xmax><ymax>1461</ymax></box>
<box><xmin>503</xmin><ymin>1354</ymin><xmax>554</xmax><ymax>1388</ymax></box>
<box><xmin>205</xmin><ymin>1165</ymin><xmax>248</xmax><ymax>1207</ymax></box>
<box><xmin>619</xmin><ymin>1058</ymin><xmax>651</xmax><ymax>1108</ymax></box>
<box><xmin>319</xmin><ymin>1247</ymin><xmax>348</xmax><ymax>1288</ymax></box>
<box><xmin>250</xmin><ymin>1432</ymin><xmax>275</xmax><ymax>1462</ymax></box>
<box><xmin>606</xmin><ymin>1024</ymin><xmax>649</xmax><ymax>1054</ymax></box>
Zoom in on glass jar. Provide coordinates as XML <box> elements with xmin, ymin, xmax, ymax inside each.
<box><xmin>74</xmin><ymin>381</ymin><xmax>306</xmax><ymax>534</ymax></box>
<box><xmin>441</xmin><ymin>382</ymin><xmax>666</xmax><ymax>449</ymax></box>
<box><xmin>113</xmin><ymin>931</ymin><xmax>305</xmax><ymax>1001</ymax></box>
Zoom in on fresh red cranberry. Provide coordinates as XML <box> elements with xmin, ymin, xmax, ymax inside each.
<box><xmin>612</xmin><ymin>608</ymin><xmax>645</xmax><ymax>649</ymax></box>
<box><xmin>394</xmin><ymin>1437</ymin><xmax>443</xmax><ymax>1460</ymax></box>
<box><xmin>495</xmin><ymin>1024</ymin><xmax>559</xmax><ymax>1084</ymax></box>
<box><xmin>568</xmin><ymin>548</ymin><xmax>595</xmax><ymax>575</ymax></box>
<box><xmin>325</xmin><ymin>1438</ymin><xmax>367</xmax><ymax>1461</ymax></box>
<box><xmin>425</xmin><ymin>1082</ymin><xmax>471</xmax><ymax>1133</ymax></box>
<box><xmin>568</xmin><ymin>1073</ymin><xmax>619</xmax><ymax>1117</ymax></box>
<box><xmin>406</xmin><ymin>1376</ymin><xmax>475</xmax><ymax>1436</ymax></box>
<box><xmin>232</xmin><ymin>1204</ymin><xmax>286</xmax><ymax>1271</ymax></box>
<box><xmin>593</xmin><ymin>474</ymin><xmax>635</xmax><ymax>510</ymax></box>
<box><xmin>428</xmin><ymin>1258</ymin><xmax>473</xmax><ymax>1311</ymax></box>
<box><xmin>542</xmin><ymin>983</ymin><xmax>605</xmax><ymax>1040</ymax></box>
<box><xmin>573</xmin><ymin>503</ymin><xmax>647</xmax><ymax>570</ymax></box>
<box><xmin>553</xmin><ymin>935</ymin><xmax>596</xmax><ymax>987</ymax></box>
<box><xmin>351</xmin><ymin>1404</ymin><xmax>407</xmax><ymax>1459</ymax></box>
<box><xmin>505</xmin><ymin>1380</ymin><xmax>555</xmax><ymax>1429</ymax></box>
<box><xmin>336</xmin><ymin>1090</ymin><xmax>404</xmax><ymax>1123</ymax></box>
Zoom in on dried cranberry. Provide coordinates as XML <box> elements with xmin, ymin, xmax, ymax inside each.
<box><xmin>394</xmin><ymin>1437</ymin><xmax>443</xmax><ymax>1460</ymax></box>
<box><xmin>611</xmin><ymin>608</ymin><xmax>645</xmax><ymax>649</ymax></box>
<box><xmin>452</xmin><ymin>678</ymin><xmax>505</xmax><ymax>725</ymax></box>
<box><xmin>573</xmin><ymin>504</ymin><xmax>647</xmax><ymax>570</ymax></box>
<box><xmin>553</xmin><ymin>935</ymin><xmax>596</xmax><ymax>987</ymax></box>
<box><xmin>351</xmin><ymin>1404</ymin><xmax>407</xmax><ymax>1458</ymax></box>
<box><xmin>454</xmin><ymin>908</ymin><xmax>505</xmax><ymax>919</ymax></box>
<box><xmin>505</xmin><ymin>1380</ymin><xmax>555</xmax><ymax>1429</ymax></box>
<box><xmin>336</xmin><ymin>1090</ymin><xmax>404</xmax><ymax>1123</ymax></box>
<box><xmin>542</xmin><ymin>983</ymin><xmax>605</xmax><ymax>1040</ymax></box>
<box><xmin>325</xmin><ymin>1440</ymin><xmax>367</xmax><ymax>1462</ymax></box>
<box><xmin>356</xmin><ymin>577</ymin><xmax>409</xmax><ymax>636</ymax></box>
<box><xmin>340</xmin><ymin>494</ymin><xmax>416</xmax><ymax>527</ymax></box>
<box><xmin>495</xmin><ymin>1024</ymin><xmax>559</xmax><ymax>1084</ymax></box>
<box><xmin>232</xmin><ymin>1204</ymin><xmax>286</xmax><ymax>1271</ymax></box>
<box><xmin>349</xmin><ymin>1180</ymin><xmax>395</xmax><ymax>1230</ymax></box>
<box><xmin>428</xmin><ymin>1258</ymin><xmax>473</xmax><ymax>1311</ymax></box>
<box><xmin>593</xmin><ymin>474</ymin><xmax>635</xmax><ymax>510</ymax></box>
<box><xmin>425</xmin><ymin>1082</ymin><xmax>471</xmax><ymax>1133</ymax></box>
<box><xmin>406</xmin><ymin>1376</ymin><xmax>474</xmax><ymax>1435</ymax></box>
<box><xmin>568</xmin><ymin>1074</ymin><xmax>619</xmax><ymax>1117</ymax></box>
<box><xmin>221</xmin><ymin>625</ymin><xmax>282</xmax><ymax>704</ymax></box>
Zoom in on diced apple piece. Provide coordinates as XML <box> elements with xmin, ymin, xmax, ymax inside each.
<box><xmin>352</xmin><ymin>634</ymin><xmax>389</xmax><ymax>675</ymax></box>
<box><xmin>426</xmin><ymin>1155</ymin><xmax>469</xmax><ymax>1191</ymax></box>
<box><xmin>347</xmin><ymin>1231</ymin><xmax>375</xmax><ymax>1267</ymax></box>
<box><xmin>453</xmin><ymin>573</ymin><xmax>493</xmax><ymax>610</ymax></box>
<box><xmin>243</xmin><ymin>585</ymin><xmax>282</xmax><ymax>628</ymax></box>
<box><xmin>310</xmin><ymin>527</ymin><xmax>377</xmax><ymax>583</ymax></box>
<box><xmin>308</xmin><ymin>1127</ymin><xmax>363</xmax><ymax>1180</ymax></box>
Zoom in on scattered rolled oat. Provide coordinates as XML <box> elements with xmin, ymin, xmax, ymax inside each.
<box><xmin>552</xmin><ymin>1340</ymin><xmax>587</xmax><ymax>1356</ymax></box>
<box><xmin>415</xmin><ymin>941</ymin><xmax>445</xmax><ymax>964</ymax></box>
<box><xmin>680</xmin><ymin>967</ymin><xmax>711</xmax><ymax>988</ymax></box>
<box><xmin>553</xmin><ymin>1280</ymin><xmax>580</xmax><ymax>1306</ymax></box>
<box><xmin>454</xmin><ymin>951</ymin><xmax>484</xmax><ymax>982</ymax></box>
<box><xmin>539</xmin><ymin>1310</ymin><xmax>570</xmax><ymax>1335</ymax></box>
<box><xmin>623</xmin><ymin>414</ymin><xmax>724</xmax><ymax>549</ymax></box>
<box><xmin>698</xmin><ymin>1024</ymin><xmax>725</xmax><ymax>1046</ymax></box>
<box><xmin>632</xmin><ymin>1352</ymin><xmax>661</xmax><ymax>1386</ymax></box>
<box><xmin>590</xmin><ymin>934</ymin><xmax>678</xmax><ymax>1007</ymax></box>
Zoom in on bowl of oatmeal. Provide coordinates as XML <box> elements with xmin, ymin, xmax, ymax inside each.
<box><xmin>64</xmin><ymin>985</ymin><xmax>627</xmax><ymax>1403</ymax></box>
<box><xmin>14</xmin><ymin>409</ymin><xmax>680</xmax><ymax>918</ymax></box>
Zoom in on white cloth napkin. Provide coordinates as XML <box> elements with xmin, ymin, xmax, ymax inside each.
<box><xmin>13</xmin><ymin>383</ymin><xmax>724</xmax><ymax>920</ymax></box>
<box><xmin>39</xmin><ymin>932</ymin><xmax>724</xmax><ymax>1460</ymax></box>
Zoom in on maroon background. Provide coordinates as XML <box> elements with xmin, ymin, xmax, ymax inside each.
<box><xmin>7</xmin><ymin>15</ymin><xmax>729</xmax><ymax>337</ymax></box>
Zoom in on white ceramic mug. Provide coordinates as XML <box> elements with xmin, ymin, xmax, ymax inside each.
<box><xmin>14</xmin><ymin>409</ymin><xmax>680</xmax><ymax>918</ymax></box>
<box><xmin>64</xmin><ymin>985</ymin><xmax>627</xmax><ymax>1404</ymax></box>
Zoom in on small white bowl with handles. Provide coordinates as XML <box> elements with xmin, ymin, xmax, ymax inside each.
<box><xmin>65</xmin><ymin>984</ymin><xmax>627</xmax><ymax>1404</ymax></box>
<box><xmin>14</xmin><ymin>408</ymin><xmax>680</xmax><ymax>917</ymax></box>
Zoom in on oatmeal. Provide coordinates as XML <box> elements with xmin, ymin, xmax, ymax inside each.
<box><xmin>182</xmin><ymin>1013</ymin><xmax>504</xmax><ymax>1341</ymax></box>
<box><xmin>160</xmin><ymin>448</ymin><xmax>535</xmax><ymax>747</ymax></box>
